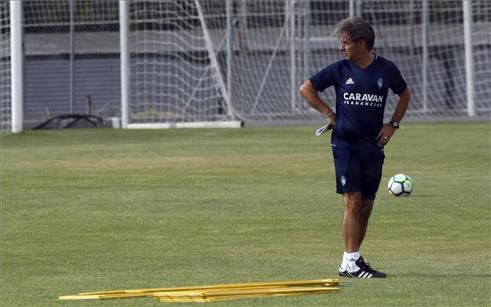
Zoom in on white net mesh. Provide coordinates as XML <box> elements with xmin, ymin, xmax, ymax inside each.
<box><xmin>296</xmin><ymin>0</ymin><xmax>491</xmax><ymax>121</ymax></box>
<box><xmin>229</xmin><ymin>0</ymin><xmax>313</xmax><ymax>121</ymax></box>
<box><xmin>0</xmin><ymin>1</ymin><xmax>10</xmax><ymax>131</ymax></box>
<box><xmin>127</xmin><ymin>0</ymin><xmax>490</xmax><ymax>124</ymax></box>
<box><xmin>127</xmin><ymin>0</ymin><xmax>235</xmax><ymax>124</ymax></box>
<box><xmin>473</xmin><ymin>0</ymin><xmax>491</xmax><ymax>112</ymax></box>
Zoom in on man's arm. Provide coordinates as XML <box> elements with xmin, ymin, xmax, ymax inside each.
<box><xmin>390</xmin><ymin>87</ymin><xmax>411</xmax><ymax>123</ymax></box>
<box><xmin>299</xmin><ymin>80</ymin><xmax>336</xmax><ymax>124</ymax></box>
<box><xmin>377</xmin><ymin>87</ymin><xmax>411</xmax><ymax>146</ymax></box>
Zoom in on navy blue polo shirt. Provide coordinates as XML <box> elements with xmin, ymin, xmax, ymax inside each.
<box><xmin>309</xmin><ymin>55</ymin><xmax>407</xmax><ymax>149</ymax></box>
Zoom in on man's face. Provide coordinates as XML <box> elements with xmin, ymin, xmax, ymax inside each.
<box><xmin>339</xmin><ymin>32</ymin><xmax>365</xmax><ymax>62</ymax></box>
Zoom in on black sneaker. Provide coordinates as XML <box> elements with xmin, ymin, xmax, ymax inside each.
<box><xmin>338</xmin><ymin>267</ymin><xmax>349</xmax><ymax>277</ymax></box>
<box><xmin>346</xmin><ymin>256</ymin><xmax>387</xmax><ymax>278</ymax></box>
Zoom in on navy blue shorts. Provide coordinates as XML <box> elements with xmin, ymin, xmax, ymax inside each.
<box><xmin>332</xmin><ymin>146</ymin><xmax>385</xmax><ymax>200</ymax></box>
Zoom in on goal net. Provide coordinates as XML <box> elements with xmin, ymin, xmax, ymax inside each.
<box><xmin>125</xmin><ymin>0</ymin><xmax>324</xmax><ymax>125</ymax></box>
<box><xmin>125</xmin><ymin>0</ymin><xmax>240</xmax><ymax>128</ymax></box>
<box><xmin>125</xmin><ymin>0</ymin><xmax>490</xmax><ymax>125</ymax></box>
<box><xmin>357</xmin><ymin>0</ymin><xmax>491</xmax><ymax>120</ymax></box>
<box><xmin>0</xmin><ymin>1</ymin><xmax>10</xmax><ymax>132</ymax></box>
<box><xmin>291</xmin><ymin>0</ymin><xmax>491</xmax><ymax>121</ymax></box>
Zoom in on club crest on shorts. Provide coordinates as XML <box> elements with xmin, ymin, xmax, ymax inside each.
<box><xmin>341</xmin><ymin>176</ymin><xmax>346</xmax><ymax>186</ymax></box>
<box><xmin>377</xmin><ymin>78</ymin><xmax>383</xmax><ymax>89</ymax></box>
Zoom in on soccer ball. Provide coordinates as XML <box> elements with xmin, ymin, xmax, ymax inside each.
<box><xmin>387</xmin><ymin>174</ymin><xmax>414</xmax><ymax>197</ymax></box>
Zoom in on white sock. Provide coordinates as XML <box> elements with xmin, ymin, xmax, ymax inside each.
<box><xmin>339</xmin><ymin>252</ymin><xmax>348</xmax><ymax>271</ymax></box>
<box><xmin>347</xmin><ymin>251</ymin><xmax>361</xmax><ymax>272</ymax></box>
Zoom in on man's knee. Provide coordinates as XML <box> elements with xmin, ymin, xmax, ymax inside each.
<box><xmin>360</xmin><ymin>199</ymin><xmax>374</xmax><ymax>217</ymax></box>
<box><xmin>344</xmin><ymin>192</ymin><xmax>364</xmax><ymax>213</ymax></box>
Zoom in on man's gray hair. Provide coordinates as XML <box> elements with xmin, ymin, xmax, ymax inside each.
<box><xmin>334</xmin><ymin>17</ymin><xmax>375</xmax><ymax>51</ymax></box>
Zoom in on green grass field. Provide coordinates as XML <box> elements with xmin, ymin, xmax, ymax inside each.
<box><xmin>1</xmin><ymin>123</ymin><xmax>490</xmax><ymax>306</ymax></box>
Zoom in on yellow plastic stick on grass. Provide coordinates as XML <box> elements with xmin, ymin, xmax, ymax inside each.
<box><xmin>59</xmin><ymin>278</ymin><xmax>340</xmax><ymax>301</ymax></box>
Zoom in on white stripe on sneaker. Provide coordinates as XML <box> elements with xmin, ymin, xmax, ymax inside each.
<box><xmin>359</xmin><ymin>271</ymin><xmax>373</xmax><ymax>278</ymax></box>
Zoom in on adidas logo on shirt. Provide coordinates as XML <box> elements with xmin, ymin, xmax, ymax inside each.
<box><xmin>345</xmin><ymin>78</ymin><xmax>355</xmax><ymax>85</ymax></box>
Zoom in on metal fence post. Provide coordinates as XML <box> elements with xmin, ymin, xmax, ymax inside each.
<box><xmin>10</xmin><ymin>0</ymin><xmax>23</xmax><ymax>133</ymax></box>
<box><xmin>463</xmin><ymin>0</ymin><xmax>475</xmax><ymax>117</ymax></box>
<box><xmin>119</xmin><ymin>0</ymin><xmax>129</xmax><ymax>128</ymax></box>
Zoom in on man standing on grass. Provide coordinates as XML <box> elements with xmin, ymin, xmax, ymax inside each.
<box><xmin>299</xmin><ymin>17</ymin><xmax>411</xmax><ymax>278</ymax></box>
